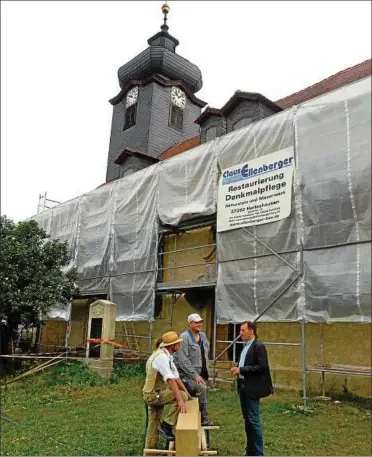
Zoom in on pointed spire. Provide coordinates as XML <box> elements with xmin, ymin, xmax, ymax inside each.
<box><xmin>161</xmin><ymin>1</ymin><xmax>170</xmax><ymax>32</ymax></box>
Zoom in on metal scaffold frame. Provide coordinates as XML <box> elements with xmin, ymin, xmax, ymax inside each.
<box><xmin>154</xmin><ymin>193</ymin><xmax>371</xmax><ymax>403</ymax></box>
<box><xmin>23</xmin><ymin>210</ymin><xmax>370</xmax><ymax>401</ymax></box>
<box><xmin>28</xmin><ymin>78</ymin><xmax>371</xmax><ymax>400</ymax></box>
<box><xmin>153</xmin><ymin>215</ymin><xmax>308</xmax><ymax>402</ymax></box>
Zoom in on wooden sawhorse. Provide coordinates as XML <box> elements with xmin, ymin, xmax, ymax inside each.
<box><xmin>144</xmin><ymin>398</ymin><xmax>219</xmax><ymax>456</ymax></box>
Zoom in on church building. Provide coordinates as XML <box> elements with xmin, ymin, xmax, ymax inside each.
<box><xmin>38</xmin><ymin>2</ymin><xmax>371</xmax><ymax>397</ymax></box>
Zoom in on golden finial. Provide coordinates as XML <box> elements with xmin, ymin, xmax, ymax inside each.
<box><xmin>161</xmin><ymin>1</ymin><xmax>170</xmax><ymax>31</ymax></box>
<box><xmin>162</xmin><ymin>1</ymin><xmax>170</xmax><ymax>16</ymax></box>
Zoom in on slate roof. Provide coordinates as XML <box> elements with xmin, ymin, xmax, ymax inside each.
<box><xmin>275</xmin><ymin>59</ymin><xmax>371</xmax><ymax>109</ymax></box>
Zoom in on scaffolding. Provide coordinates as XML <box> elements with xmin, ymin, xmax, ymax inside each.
<box><xmin>30</xmin><ymin>77</ymin><xmax>371</xmax><ymax>398</ymax></box>
<box><xmin>156</xmin><ymin>216</ymin><xmax>370</xmax><ymax>402</ymax></box>
<box><xmin>37</xmin><ymin>192</ymin><xmax>61</xmax><ymax>214</ymax></box>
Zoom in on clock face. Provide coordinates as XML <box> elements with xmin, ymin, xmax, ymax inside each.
<box><xmin>125</xmin><ymin>86</ymin><xmax>138</xmax><ymax>108</ymax></box>
<box><xmin>171</xmin><ymin>87</ymin><xmax>186</xmax><ymax>109</ymax></box>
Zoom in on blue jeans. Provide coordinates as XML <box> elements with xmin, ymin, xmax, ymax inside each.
<box><xmin>238</xmin><ymin>386</ymin><xmax>263</xmax><ymax>456</ymax></box>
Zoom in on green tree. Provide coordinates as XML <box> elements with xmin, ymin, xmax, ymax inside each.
<box><xmin>0</xmin><ymin>215</ymin><xmax>78</xmax><ymax>356</ymax></box>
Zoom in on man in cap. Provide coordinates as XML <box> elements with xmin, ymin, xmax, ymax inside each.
<box><xmin>173</xmin><ymin>313</ymin><xmax>212</xmax><ymax>425</ymax></box>
<box><xmin>143</xmin><ymin>331</ymin><xmax>191</xmax><ymax>443</ymax></box>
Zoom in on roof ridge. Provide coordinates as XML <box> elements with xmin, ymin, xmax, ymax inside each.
<box><xmin>276</xmin><ymin>58</ymin><xmax>371</xmax><ymax>103</ymax></box>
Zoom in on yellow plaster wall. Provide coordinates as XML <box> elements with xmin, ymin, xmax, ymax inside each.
<box><xmin>64</xmin><ymin>224</ymin><xmax>371</xmax><ymax>398</ymax></box>
<box><xmin>69</xmin><ymin>300</ymin><xmax>90</xmax><ymax>348</ymax></box>
<box><xmin>65</xmin><ymin>303</ymin><xmax>371</xmax><ymax>397</ymax></box>
<box><xmin>114</xmin><ymin>225</ymin><xmax>216</xmax><ymax>354</ymax></box>
<box><xmin>40</xmin><ymin>320</ymin><xmax>67</xmax><ymax>351</ymax></box>
<box><xmin>115</xmin><ymin>296</ymin><xmax>213</xmax><ymax>354</ymax></box>
<box><xmin>257</xmin><ymin>322</ymin><xmax>371</xmax><ymax>397</ymax></box>
<box><xmin>161</xmin><ymin>227</ymin><xmax>216</xmax><ymax>283</ymax></box>
<box><xmin>41</xmin><ymin>299</ymin><xmax>91</xmax><ymax>351</ymax></box>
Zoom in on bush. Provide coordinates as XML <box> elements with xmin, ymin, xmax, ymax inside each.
<box><xmin>113</xmin><ymin>360</ymin><xmax>145</xmax><ymax>378</ymax></box>
<box><xmin>44</xmin><ymin>361</ymin><xmax>112</xmax><ymax>387</ymax></box>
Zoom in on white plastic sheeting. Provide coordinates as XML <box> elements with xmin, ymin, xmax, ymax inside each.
<box><xmin>216</xmin><ymin>253</ymin><xmax>301</xmax><ymax>323</ymax></box>
<box><xmin>76</xmin><ymin>183</ymin><xmax>115</xmax><ymax>294</ymax></box>
<box><xmin>32</xmin><ymin>77</ymin><xmax>371</xmax><ymax>323</ymax></box>
<box><xmin>51</xmin><ymin>198</ymin><xmax>81</xmax><ymax>271</ymax></box>
<box><xmin>158</xmin><ymin>140</ymin><xmax>218</xmax><ymax>225</ymax></box>
<box><xmin>296</xmin><ymin>87</ymin><xmax>371</xmax><ymax>248</ymax></box>
<box><xmin>215</xmin><ymin>78</ymin><xmax>371</xmax><ymax>323</ymax></box>
<box><xmin>34</xmin><ymin>209</ymin><xmax>52</xmax><ymax>236</ymax></box>
<box><xmin>217</xmin><ymin>110</ymin><xmax>297</xmax><ymax>259</ymax></box>
<box><xmin>303</xmin><ymin>243</ymin><xmax>371</xmax><ymax>322</ymax></box>
<box><xmin>45</xmin><ymin>302</ymin><xmax>71</xmax><ymax>321</ymax></box>
<box><xmin>215</xmin><ymin>110</ymin><xmax>301</xmax><ymax>323</ymax></box>
<box><xmin>111</xmin><ymin>166</ymin><xmax>159</xmax><ymax>321</ymax></box>
<box><xmin>34</xmin><ymin>200</ymin><xmax>79</xmax><ymax>320</ymax></box>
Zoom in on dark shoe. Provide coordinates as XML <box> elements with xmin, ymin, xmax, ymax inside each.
<box><xmin>158</xmin><ymin>422</ymin><xmax>175</xmax><ymax>441</ymax></box>
<box><xmin>201</xmin><ymin>418</ymin><xmax>214</xmax><ymax>426</ymax></box>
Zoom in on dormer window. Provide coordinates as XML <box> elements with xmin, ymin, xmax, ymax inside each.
<box><xmin>124</xmin><ymin>86</ymin><xmax>138</xmax><ymax>130</ymax></box>
<box><xmin>233</xmin><ymin>116</ymin><xmax>252</xmax><ymax>131</ymax></box>
<box><xmin>206</xmin><ymin>126</ymin><xmax>217</xmax><ymax>142</ymax></box>
<box><xmin>169</xmin><ymin>87</ymin><xmax>186</xmax><ymax>130</ymax></box>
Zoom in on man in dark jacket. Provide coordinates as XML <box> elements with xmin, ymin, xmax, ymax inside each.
<box><xmin>231</xmin><ymin>321</ymin><xmax>273</xmax><ymax>456</ymax></box>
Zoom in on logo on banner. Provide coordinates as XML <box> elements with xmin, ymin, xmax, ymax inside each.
<box><xmin>222</xmin><ymin>164</ymin><xmax>249</xmax><ymax>184</ymax></box>
<box><xmin>217</xmin><ymin>147</ymin><xmax>295</xmax><ymax>232</ymax></box>
<box><xmin>222</xmin><ymin>156</ymin><xmax>294</xmax><ymax>185</ymax></box>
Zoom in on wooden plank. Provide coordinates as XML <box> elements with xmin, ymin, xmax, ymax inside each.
<box><xmin>307</xmin><ymin>364</ymin><xmax>372</xmax><ymax>376</ymax></box>
<box><xmin>308</xmin><ymin>363</ymin><xmax>372</xmax><ymax>374</ymax></box>
<box><xmin>5</xmin><ymin>354</ymin><xmax>68</xmax><ymax>386</ymax></box>
<box><xmin>143</xmin><ymin>449</ymin><xmax>176</xmax><ymax>455</ymax></box>
<box><xmin>175</xmin><ymin>398</ymin><xmax>200</xmax><ymax>456</ymax></box>
<box><xmin>201</xmin><ymin>429</ymin><xmax>207</xmax><ymax>451</ymax></box>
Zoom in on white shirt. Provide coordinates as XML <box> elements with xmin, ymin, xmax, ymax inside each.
<box><xmin>152</xmin><ymin>347</ymin><xmax>180</xmax><ymax>382</ymax></box>
<box><xmin>238</xmin><ymin>338</ymin><xmax>255</xmax><ymax>379</ymax></box>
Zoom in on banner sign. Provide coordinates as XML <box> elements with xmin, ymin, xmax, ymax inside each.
<box><xmin>217</xmin><ymin>147</ymin><xmax>295</xmax><ymax>232</ymax></box>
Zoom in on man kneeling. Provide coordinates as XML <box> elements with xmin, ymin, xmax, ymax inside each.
<box><xmin>143</xmin><ymin>331</ymin><xmax>192</xmax><ymax>442</ymax></box>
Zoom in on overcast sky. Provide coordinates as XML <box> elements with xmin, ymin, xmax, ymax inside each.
<box><xmin>1</xmin><ymin>1</ymin><xmax>371</xmax><ymax>222</ymax></box>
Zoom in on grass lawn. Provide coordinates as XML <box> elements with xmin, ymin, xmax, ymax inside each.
<box><xmin>1</xmin><ymin>362</ymin><xmax>371</xmax><ymax>456</ymax></box>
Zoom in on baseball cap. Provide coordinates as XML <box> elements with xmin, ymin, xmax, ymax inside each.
<box><xmin>188</xmin><ymin>313</ymin><xmax>203</xmax><ymax>324</ymax></box>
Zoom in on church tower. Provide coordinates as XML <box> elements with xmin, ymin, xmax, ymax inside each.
<box><xmin>106</xmin><ymin>2</ymin><xmax>206</xmax><ymax>182</ymax></box>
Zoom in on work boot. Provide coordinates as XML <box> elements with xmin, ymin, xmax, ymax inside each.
<box><xmin>200</xmin><ymin>403</ymin><xmax>213</xmax><ymax>426</ymax></box>
<box><xmin>201</xmin><ymin>418</ymin><xmax>214</xmax><ymax>426</ymax></box>
<box><xmin>158</xmin><ymin>421</ymin><xmax>175</xmax><ymax>441</ymax></box>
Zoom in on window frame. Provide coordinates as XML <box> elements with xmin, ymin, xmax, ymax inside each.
<box><xmin>169</xmin><ymin>104</ymin><xmax>184</xmax><ymax>131</ymax></box>
<box><xmin>232</xmin><ymin>116</ymin><xmax>252</xmax><ymax>131</ymax></box>
<box><xmin>123</xmin><ymin>103</ymin><xmax>137</xmax><ymax>131</ymax></box>
<box><xmin>205</xmin><ymin>125</ymin><xmax>218</xmax><ymax>142</ymax></box>
<box><xmin>154</xmin><ymin>295</ymin><xmax>164</xmax><ymax>319</ymax></box>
